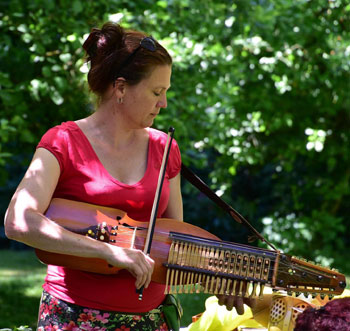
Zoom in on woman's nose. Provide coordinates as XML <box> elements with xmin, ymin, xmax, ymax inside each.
<box><xmin>157</xmin><ymin>95</ymin><xmax>167</xmax><ymax>108</ymax></box>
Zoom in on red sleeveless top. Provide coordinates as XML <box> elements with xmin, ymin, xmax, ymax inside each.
<box><xmin>37</xmin><ymin>121</ymin><xmax>181</xmax><ymax>312</ymax></box>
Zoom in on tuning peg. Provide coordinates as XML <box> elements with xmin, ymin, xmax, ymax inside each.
<box><xmin>317</xmin><ymin>275</ymin><xmax>324</xmax><ymax>282</ymax></box>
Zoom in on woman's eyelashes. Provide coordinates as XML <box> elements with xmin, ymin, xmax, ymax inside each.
<box><xmin>154</xmin><ymin>86</ymin><xmax>169</xmax><ymax>97</ymax></box>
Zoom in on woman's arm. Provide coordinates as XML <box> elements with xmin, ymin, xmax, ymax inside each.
<box><xmin>5</xmin><ymin>147</ymin><xmax>61</xmax><ymax>245</ymax></box>
<box><xmin>5</xmin><ymin>148</ymin><xmax>106</xmax><ymax>256</ymax></box>
<box><xmin>162</xmin><ymin>173</ymin><xmax>183</xmax><ymax>221</ymax></box>
<box><xmin>4</xmin><ymin>148</ymin><xmax>154</xmax><ymax>289</ymax></box>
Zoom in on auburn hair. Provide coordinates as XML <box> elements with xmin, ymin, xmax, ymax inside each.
<box><xmin>82</xmin><ymin>22</ymin><xmax>172</xmax><ymax>96</ymax></box>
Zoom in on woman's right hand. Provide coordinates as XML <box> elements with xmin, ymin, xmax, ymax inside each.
<box><xmin>105</xmin><ymin>246</ymin><xmax>155</xmax><ymax>289</ymax></box>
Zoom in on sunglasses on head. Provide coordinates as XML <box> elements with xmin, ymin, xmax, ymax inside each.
<box><xmin>114</xmin><ymin>36</ymin><xmax>157</xmax><ymax>80</ymax></box>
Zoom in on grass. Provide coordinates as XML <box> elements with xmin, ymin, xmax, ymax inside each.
<box><xmin>0</xmin><ymin>249</ymin><xmax>209</xmax><ymax>329</ymax></box>
<box><xmin>0</xmin><ymin>249</ymin><xmax>47</xmax><ymax>329</ymax></box>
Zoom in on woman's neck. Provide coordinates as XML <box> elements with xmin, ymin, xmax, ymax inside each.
<box><xmin>79</xmin><ymin>106</ymin><xmax>141</xmax><ymax>151</ymax></box>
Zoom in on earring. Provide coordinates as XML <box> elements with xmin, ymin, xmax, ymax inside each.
<box><xmin>117</xmin><ymin>98</ymin><xmax>123</xmax><ymax>104</ymax></box>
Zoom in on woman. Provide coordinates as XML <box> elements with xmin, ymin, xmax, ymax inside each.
<box><xmin>5</xmin><ymin>22</ymin><xmax>181</xmax><ymax>330</ymax></box>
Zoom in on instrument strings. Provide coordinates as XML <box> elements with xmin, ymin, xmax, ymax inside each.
<box><xmin>103</xmin><ymin>224</ymin><xmax>334</xmax><ymax>282</ymax></box>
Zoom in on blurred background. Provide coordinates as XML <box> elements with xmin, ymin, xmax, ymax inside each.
<box><xmin>0</xmin><ymin>0</ymin><xmax>349</xmax><ymax>329</ymax></box>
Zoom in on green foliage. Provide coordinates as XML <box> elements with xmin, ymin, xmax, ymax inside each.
<box><xmin>0</xmin><ymin>0</ymin><xmax>349</xmax><ymax>280</ymax></box>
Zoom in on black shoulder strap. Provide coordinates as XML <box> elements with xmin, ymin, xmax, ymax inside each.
<box><xmin>181</xmin><ymin>163</ymin><xmax>277</xmax><ymax>251</ymax></box>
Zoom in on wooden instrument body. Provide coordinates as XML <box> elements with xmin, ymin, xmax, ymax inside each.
<box><xmin>35</xmin><ymin>198</ymin><xmax>220</xmax><ymax>283</ymax></box>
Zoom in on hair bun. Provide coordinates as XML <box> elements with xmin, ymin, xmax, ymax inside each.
<box><xmin>99</xmin><ymin>22</ymin><xmax>125</xmax><ymax>54</ymax></box>
<box><xmin>83</xmin><ymin>23</ymin><xmax>125</xmax><ymax>62</ymax></box>
<box><xmin>83</xmin><ymin>28</ymin><xmax>102</xmax><ymax>60</ymax></box>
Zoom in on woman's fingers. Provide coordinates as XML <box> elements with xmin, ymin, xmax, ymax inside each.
<box><xmin>144</xmin><ymin>254</ymin><xmax>155</xmax><ymax>288</ymax></box>
<box><xmin>129</xmin><ymin>251</ymin><xmax>154</xmax><ymax>289</ymax></box>
<box><xmin>106</xmin><ymin>246</ymin><xmax>155</xmax><ymax>289</ymax></box>
<box><xmin>234</xmin><ymin>296</ymin><xmax>245</xmax><ymax>315</ymax></box>
<box><xmin>217</xmin><ymin>294</ymin><xmax>234</xmax><ymax>311</ymax></box>
<box><xmin>217</xmin><ymin>294</ymin><xmax>244</xmax><ymax>313</ymax></box>
<box><xmin>216</xmin><ymin>280</ymin><xmax>257</xmax><ymax>315</ymax></box>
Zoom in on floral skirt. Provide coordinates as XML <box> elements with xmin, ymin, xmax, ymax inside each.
<box><xmin>37</xmin><ymin>290</ymin><xmax>169</xmax><ymax>331</ymax></box>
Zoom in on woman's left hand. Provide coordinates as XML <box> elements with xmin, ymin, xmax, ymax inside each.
<box><xmin>215</xmin><ymin>280</ymin><xmax>257</xmax><ymax>314</ymax></box>
<box><xmin>216</xmin><ymin>294</ymin><xmax>257</xmax><ymax>314</ymax></box>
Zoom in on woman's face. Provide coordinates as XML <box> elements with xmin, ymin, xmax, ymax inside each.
<box><xmin>123</xmin><ymin>65</ymin><xmax>172</xmax><ymax>129</ymax></box>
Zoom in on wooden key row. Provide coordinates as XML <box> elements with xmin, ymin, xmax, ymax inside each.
<box><xmin>164</xmin><ymin>240</ymin><xmax>270</xmax><ymax>297</ymax></box>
